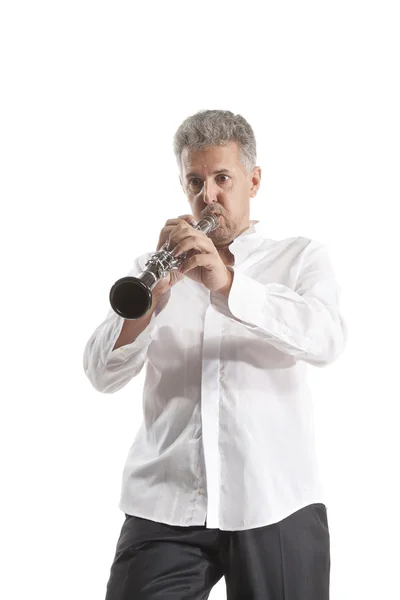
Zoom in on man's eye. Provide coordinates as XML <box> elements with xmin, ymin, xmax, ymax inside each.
<box><xmin>217</xmin><ymin>175</ymin><xmax>228</xmax><ymax>183</ymax></box>
<box><xmin>189</xmin><ymin>179</ymin><xmax>203</xmax><ymax>189</ymax></box>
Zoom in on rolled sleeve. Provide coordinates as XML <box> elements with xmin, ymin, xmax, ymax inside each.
<box><xmin>210</xmin><ymin>241</ymin><xmax>348</xmax><ymax>367</ymax></box>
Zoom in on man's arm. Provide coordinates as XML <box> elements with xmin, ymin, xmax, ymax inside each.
<box><xmin>83</xmin><ymin>253</ymin><xmax>170</xmax><ymax>393</ymax></box>
<box><xmin>210</xmin><ymin>239</ymin><xmax>348</xmax><ymax>367</ymax></box>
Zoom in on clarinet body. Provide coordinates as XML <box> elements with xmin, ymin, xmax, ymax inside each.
<box><xmin>109</xmin><ymin>214</ymin><xmax>219</xmax><ymax>320</ymax></box>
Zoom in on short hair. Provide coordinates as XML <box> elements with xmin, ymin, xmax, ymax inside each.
<box><xmin>173</xmin><ymin>109</ymin><xmax>257</xmax><ymax>174</ymax></box>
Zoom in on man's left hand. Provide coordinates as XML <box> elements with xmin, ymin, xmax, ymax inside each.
<box><xmin>168</xmin><ymin>219</ymin><xmax>233</xmax><ymax>294</ymax></box>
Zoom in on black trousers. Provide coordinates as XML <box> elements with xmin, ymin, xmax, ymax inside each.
<box><xmin>105</xmin><ymin>503</ymin><xmax>330</xmax><ymax>599</ymax></box>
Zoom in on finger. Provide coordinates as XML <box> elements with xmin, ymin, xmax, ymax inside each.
<box><xmin>156</xmin><ymin>225</ymin><xmax>178</xmax><ymax>250</ymax></box>
<box><xmin>164</xmin><ymin>215</ymin><xmax>196</xmax><ymax>227</ymax></box>
<box><xmin>159</xmin><ymin>217</ymin><xmax>196</xmax><ymax>250</ymax></box>
<box><xmin>177</xmin><ymin>214</ymin><xmax>197</xmax><ymax>225</ymax></box>
<box><xmin>179</xmin><ymin>252</ymin><xmax>216</xmax><ymax>274</ymax></box>
<box><xmin>165</xmin><ymin>226</ymin><xmax>193</xmax><ymax>252</ymax></box>
<box><xmin>166</xmin><ymin>223</ymin><xmax>202</xmax><ymax>251</ymax></box>
<box><xmin>171</xmin><ymin>233</ymin><xmax>212</xmax><ymax>257</ymax></box>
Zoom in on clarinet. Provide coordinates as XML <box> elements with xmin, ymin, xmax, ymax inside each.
<box><xmin>109</xmin><ymin>214</ymin><xmax>220</xmax><ymax>320</ymax></box>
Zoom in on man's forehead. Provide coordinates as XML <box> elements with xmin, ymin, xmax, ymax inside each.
<box><xmin>181</xmin><ymin>157</ymin><xmax>240</xmax><ymax>178</ymax></box>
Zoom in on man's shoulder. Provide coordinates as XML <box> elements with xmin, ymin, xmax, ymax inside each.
<box><xmin>253</xmin><ymin>234</ymin><xmax>327</xmax><ymax>270</ymax></box>
<box><xmin>257</xmin><ymin>232</ymin><xmax>316</xmax><ymax>253</ymax></box>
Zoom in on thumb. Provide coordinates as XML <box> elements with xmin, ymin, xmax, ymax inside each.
<box><xmin>177</xmin><ymin>214</ymin><xmax>197</xmax><ymax>226</ymax></box>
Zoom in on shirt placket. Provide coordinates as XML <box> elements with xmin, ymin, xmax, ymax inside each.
<box><xmin>200</xmin><ymin>302</ymin><xmax>223</xmax><ymax>529</ymax></box>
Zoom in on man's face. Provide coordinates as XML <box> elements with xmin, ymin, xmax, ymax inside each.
<box><xmin>179</xmin><ymin>141</ymin><xmax>261</xmax><ymax>247</ymax></box>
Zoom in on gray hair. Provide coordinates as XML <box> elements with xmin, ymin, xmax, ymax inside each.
<box><xmin>173</xmin><ymin>109</ymin><xmax>257</xmax><ymax>174</ymax></box>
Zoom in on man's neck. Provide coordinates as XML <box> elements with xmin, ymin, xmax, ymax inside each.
<box><xmin>218</xmin><ymin>247</ymin><xmax>235</xmax><ymax>266</ymax></box>
<box><xmin>216</xmin><ymin>220</ymin><xmax>255</xmax><ymax>266</ymax></box>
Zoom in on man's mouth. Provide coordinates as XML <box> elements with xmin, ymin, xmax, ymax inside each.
<box><xmin>203</xmin><ymin>210</ymin><xmax>223</xmax><ymax>219</ymax></box>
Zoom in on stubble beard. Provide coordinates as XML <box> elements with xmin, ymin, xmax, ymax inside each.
<box><xmin>209</xmin><ymin>220</ymin><xmax>237</xmax><ymax>249</ymax></box>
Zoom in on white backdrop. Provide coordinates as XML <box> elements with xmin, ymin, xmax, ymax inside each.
<box><xmin>1</xmin><ymin>1</ymin><xmax>399</xmax><ymax>599</ymax></box>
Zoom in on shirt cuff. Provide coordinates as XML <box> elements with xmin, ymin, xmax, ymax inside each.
<box><xmin>210</xmin><ymin>269</ymin><xmax>312</xmax><ymax>347</ymax></box>
<box><xmin>210</xmin><ymin>268</ymin><xmax>262</xmax><ymax>326</ymax></box>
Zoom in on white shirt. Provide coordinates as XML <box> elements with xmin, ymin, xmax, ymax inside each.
<box><xmin>83</xmin><ymin>221</ymin><xmax>347</xmax><ymax>531</ymax></box>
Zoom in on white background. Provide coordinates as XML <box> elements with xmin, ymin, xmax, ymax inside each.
<box><xmin>1</xmin><ymin>1</ymin><xmax>399</xmax><ymax>598</ymax></box>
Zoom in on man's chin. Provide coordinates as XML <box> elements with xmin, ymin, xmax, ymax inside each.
<box><xmin>211</xmin><ymin>228</ymin><xmax>234</xmax><ymax>247</ymax></box>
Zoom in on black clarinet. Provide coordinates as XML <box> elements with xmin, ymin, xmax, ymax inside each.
<box><xmin>109</xmin><ymin>214</ymin><xmax>219</xmax><ymax>320</ymax></box>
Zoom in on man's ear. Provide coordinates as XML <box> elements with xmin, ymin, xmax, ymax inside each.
<box><xmin>250</xmin><ymin>166</ymin><xmax>261</xmax><ymax>198</ymax></box>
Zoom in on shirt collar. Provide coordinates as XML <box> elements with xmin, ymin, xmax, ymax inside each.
<box><xmin>228</xmin><ymin>220</ymin><xmax>263</xmax><ymax>265</ymax></box>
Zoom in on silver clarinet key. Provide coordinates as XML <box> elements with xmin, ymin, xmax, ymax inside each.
<box><xmin>109</xmin><ymin>214</ymin><xmax>219</xmax><ymax>320</ymax></box>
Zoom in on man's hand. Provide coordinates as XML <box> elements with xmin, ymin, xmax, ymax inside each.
<box><xmin>167</xmin><ymin>218</ymin><xmax>232</xmax><ymax>293</ymax></box>
<box><xmin>156</xmin><ymin>214</ymin><xmax>197</xmax><ymax>251</ymax></box>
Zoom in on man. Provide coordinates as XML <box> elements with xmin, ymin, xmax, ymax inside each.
<box><xmin>83</xmin><ymin>109</ymin><xmax>347</xmax><ymax>599</ymax></box>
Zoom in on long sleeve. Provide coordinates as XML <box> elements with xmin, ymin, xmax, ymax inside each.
<box><xmin>210</xmin><ymin>239</ymin><xmax>348</xmax><ymax>367</ymax></box>
<box><xmin>83</xmin><ymin>253</ymin><xmax>170</xmax><ymax>393</ymax></box>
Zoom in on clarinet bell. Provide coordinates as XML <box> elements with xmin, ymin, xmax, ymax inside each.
<box><xmin>109</xmin><ymin>275</ymin><xmax>153</xmax><ymax>320</ymax></box>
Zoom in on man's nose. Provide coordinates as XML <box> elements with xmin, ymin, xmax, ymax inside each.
<box><xmin>202</xmin><ymin>180</ymin><xmax>218</xmax><ymax>204</ymax></box>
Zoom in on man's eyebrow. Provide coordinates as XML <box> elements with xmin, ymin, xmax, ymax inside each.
<box><xmin>185</xmin><ymin>168</ymin><xmax>233</xmax><ymax>179</ymax></box>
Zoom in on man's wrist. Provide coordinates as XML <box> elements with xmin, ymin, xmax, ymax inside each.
<box><xmin>216</xmin><ymin>268</ymin><xmax>234</xmax><ymax>297</ymax></box>
<box><xmin>151</xmin><ymin>291</ymin><xmax>165</xmax><ymax>309</ymax></box>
